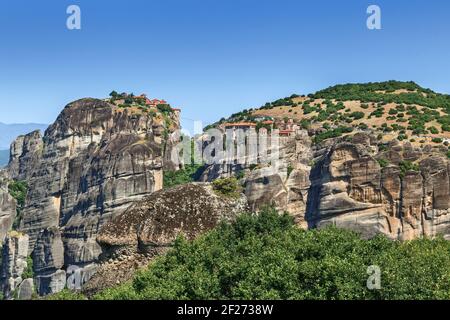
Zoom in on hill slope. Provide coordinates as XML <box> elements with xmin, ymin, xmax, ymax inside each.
<box><xmin>212</xmin><ymin>81</ymin><xmax>450</xmax><ymax>147</ymax></box>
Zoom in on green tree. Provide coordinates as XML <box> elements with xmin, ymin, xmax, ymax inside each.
<box><xmin>94</xmin><ymin>208</ymin><xmax>450</xmax><ymax>300</ymax></box>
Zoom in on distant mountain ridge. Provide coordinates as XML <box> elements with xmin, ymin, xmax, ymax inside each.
<box><xmin>0</xmin><ymin>122</ymin><xmax>48</xmax><ymax>150</ymax></box>
<box><xmin>0</xmin><ymin>149</ymin><xmax>9</xmax><ymax>167</ymax></box>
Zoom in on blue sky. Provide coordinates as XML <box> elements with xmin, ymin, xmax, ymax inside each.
<box><xmin>1</xmin><ymin>0</ymin><xmax>450</xmax><ymax>133</ymax></box>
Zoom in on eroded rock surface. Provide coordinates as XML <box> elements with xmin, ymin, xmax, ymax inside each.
<box><xmin>0</xmin><ymin>232</ymin><xmax>30</xmax><ymax>299</ymax></box>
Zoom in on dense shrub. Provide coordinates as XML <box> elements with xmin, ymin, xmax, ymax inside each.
<box><xmin>313</xmin><ymin>126</ymin><xmax>353</xmax><ymax>144</ymax></box>
<box><xmin>212</xmin><ymin>177</ymin><xmax>242</xmax><ymax>198</ymax></box>
<box><xmin>8</xmin><ymin>180</ymin><xmax>27</xmax><ymax>207</ymax></box>
<box><xmin>163</xmin><ymin>165</ymin><xmax>202</xmax><ymax>189</ymax></box>
<box><xmin>312</xmin><ymin>81</ymin><xmax>450</xmax><ymax>111</ymax></box>
<box><xmin>157</xmin><ymin>104</ymin><xmax>173</xmax><ymax>114</ymax></box>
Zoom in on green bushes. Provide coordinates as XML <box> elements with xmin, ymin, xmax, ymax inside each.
<box><xmin>163</xmin><ymin>165</ymin><xmax>202</xmax><ymax>189</ymax></box>
<box><xmin>95</xmin><ymin>208</ymin><xmax>450</xmax><ymax>300</ymax></box>
<box><xmin>8</xmin><ymin>180</ymin><xmax>27</xmax><ymax>207</ymax></box>
<box><xmin>377</xmin><ymin>159</ymin><xmax>389</xmax><ymax>168</ymax></box>
<box><xmin>8</xmin><ymin>180</ymin><xmax>28</xmax><ymax>229</ymax></box>
<box><xmin>22</xmin><ymin>256</ymin><xmax>34</xmax><ymax>279</ymax></box>
<box><xmin>260</xmin><ymin>97</ymin><xmax>296</xmax><ymax>110</ymax></box>
<box><xmin>428</xmin><ymin>127</ymin><xmax>440</xmax><ymax>134</ymax></box>
<box><xmin>157</xmin><ymin>104</ymin><xmax>173</xmax><ymax>114</ymax></box>
<box><xmin>212</xmin><ymin>177</ymin><xmax>242</xmax><ymax>198</ymax></box>
<box><xmin>388</xmin><ymin>109</ymin><xmax>398</xmax><ymax>115</ymax></box>
<box><xmin>350</xmin><ymin>111</ymin><xmax>365</xmax><ymax>120</ymax></box>
<box><xmin>399</xmin><ymin>160</ymin><xmax>420</xmax><ymax>176</ymax></box>
<box><xmin>312</xmin><ymin>81</ymin><xmax>450</xmax><ymax>111</ymax></box>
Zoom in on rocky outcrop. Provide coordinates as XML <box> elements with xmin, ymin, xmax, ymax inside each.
<box><xmin>83</xmin><ymin>182</ymin><xmax>247</xmax><ymax>295</ymax></box>
<box><xmin>4</xmin><ymin>98</ymin><xmax>180</xmax><ymax>295</ymax></box>
<box><xmin>199</xmin><ymin>129</ymin><xmax>450</xmax><ymax>241</ymax></box>
<box><xmin>201</xmin><ymin>130</ymin><xmax>313</xmax><ymax>227</ymax></box>
<box><xmin>16</xmin><ymin>278</ymin><xmax>34</xmax><ymax>300</ymax></box>
<box><xmin>306</xmin><ymin>140</ymin><xmax>450</xmax><ymax>240</ymax></box>
<box><xmin>7</xmin><ymin>130</ymin><xmax>43</xmax><ymax>181</ymax></box>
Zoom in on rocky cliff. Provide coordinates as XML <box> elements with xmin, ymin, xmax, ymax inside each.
<box><xmin>204</xmin><ymin>129</ymin><xmax>450</xmax><ymax>240</ymax></box>
<box><xmin>1</xmin><ymin>98</ymin><xmax>181</xmax><ymax>297</ymax></box>
<box><xmin>3</xmin><ymin>81</ymin><xmax>450</xmax><ymax>298</ymax></box>
<box><xmin>306</xmin><ymin>136</ymin><xmax>450</xmax><ymax>240</ymax></box>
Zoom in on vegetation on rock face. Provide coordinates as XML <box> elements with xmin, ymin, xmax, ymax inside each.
<box><xmin>311</xmin><ymin>81</ymin><xmax>450</xmax><ymax>110</ymax></box>
<box><xmin>212</xmin><ymin>177</ymin><xmax>242</xmax><ymax>198</ymax></box>
<box><xmin>163</xmin><ymin>138</ymin><xmax>203</xmax><ymax>189</ymax></box>
<box><xmin>44</xmin><ymin>289</ymin><xmax>87</xmax><ymax>301</ymax></box>
<box><xmin>163</xmin><ymin>164</ymin><xmax>202</xmax><ymax>189</ymax></box>
<box><xmin>93</xmin><ymin>208</ymin><xmax>450</xmax><ymax>300</ymax></box>
<box><xmin>377</xmin><ymin>158</ymin><xmax>390</xmax><ymax>168</ymax></box>
<box><xmin>8</xmin><ymin>180</ymin><xmax>27</xmax><ymax>207</ymax></box>
<box><xmin>22</xmin><ymin>256</ymin><xmax>34</xmax><ymax>280</ymax></box>
<box><xmin>399</xmin><ymin>160</ymin><xmax>420</xmax><ymax>177</ymax></box>
<box><xmin>313</xmin><ymin>126</ymin><xmax>353</xmax><ymax>144</ymax></box>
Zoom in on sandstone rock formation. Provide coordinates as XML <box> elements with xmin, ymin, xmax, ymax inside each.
<box><xmin>2</xmin><ymin>98</ymin><xmax>180</xmax><ymax>296</ymax></box>
<box><xmin>0</xmin><ymin>232</ymin><xmax>30</xmax><ymax>299</ymax></box>
<box><xmin>200</xmin><ymin>130</ymin><xmax>313</xmax><ymax>227</ymax></box>
<box><xmin>4</xmin><ymin>87</ymin><xmax>450</xmax><ymax>298</ymax></box>
<box><xmin>0</xmin><ymin>182</ymin><xmax>16</xmax><ymax>244</ymax></box>
<box><xmin>199</xmin><ymin>129</ymin><xmax>450</xmax><ymax>241</ymax></box>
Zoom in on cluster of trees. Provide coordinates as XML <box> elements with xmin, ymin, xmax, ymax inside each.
<box><xmin>88</xmin><ymin>208</ymin><xmax>450</xmax><ymax>300</ymax></box>
<box><xmin>163</xmin><ymin>164</ymin><xmax>203</xmax><ymax>189</ymax></box>
<box><xmin>259</xmin><ymin>95</ymin><xmax>300</xmax><ymax>110</ymax></box>
<box><xmin>8</xmin><ymin>180</ymin><xmax>28</xmax><ymax>229</ymax></box>
<box><xmin>211</xmin><ymin>177</ymin><xmax>242</xmax><ymax>198</ymax></box>
<box><xmin>313</xmin><ymin>126</ymin><xmax>354</xmax><ymax>144</ymax></box>
<box><xmin>311</xmin><ymin>81</ymin><xmax>450</xmax><ymax>111</ymax></box>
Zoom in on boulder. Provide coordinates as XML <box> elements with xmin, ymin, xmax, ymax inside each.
<box><xmin>17</xmin><ymin>278</ymin><xmax>34</xmax><ymax>300</ymax></box>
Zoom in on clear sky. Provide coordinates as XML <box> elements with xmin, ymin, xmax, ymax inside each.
<box><xmin>1</xmin><ymin>0</ymin><xmax>450</xmax><ymax>133</ymax></box>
